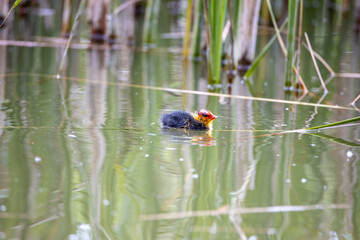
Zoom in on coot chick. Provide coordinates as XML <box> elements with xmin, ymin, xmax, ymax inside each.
<box><xmin>161</xmin><ymin>109</ymin><xmax>217</xmax><ymax>130</ymax></box>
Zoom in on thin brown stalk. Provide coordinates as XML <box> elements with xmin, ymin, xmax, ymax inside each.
<box><xmin>265</xmin><ymin>0</ymin><xmax>287</xmax><ymax>56</ymax></box>
<box><xmin>324</xmin><ymin>75</ymin><xmax>335</xmax><ymax>85</ymax></box>
<box><xmin>61</xmin><ymin>0</ymin><xmax>71</xmax><ymax>37</ymax></box>
<box><xmin>266</xmin><ymin>0</ymin><xmax>307</xmax><ymax>93</ymax></box>
<box><xmin>306</xmin><ymin>91</ymin><xmax>332</xmax><ymax>105</ymax></box>
<box><xmin>182</xmin><ymin>0</ymin><xmax>193</xmax><ymax>59</ymax></box>
<box><xmin>292</xmin><ymin>65</ymin><xmax>308</xmax><ymax>93</ymax></box>
<box><xmin>304</xmin><ymin>32</ymin><xmax>328</xmax><ymax>93</ymax></box>
<box><xmin>202</xmin><ymin>0</ymin><xmax>210</xmax><ymax>48</ymax></box>
<box><xmin>303</xmin><ymin>40</ymin><xmax>359</xmax><ymax>93</ymax></box>
<box><xmin>57</xmin><ymin>0</ymin><xmax>87</xmax><ymax>76</ymax></box>
<box><xmin>350</xmin><ymin>94</ymin><xmax>360</xmax><ymax>106</ymax></box>
<box><xmin>302</xmin><ymin>42</ymin><xmax>335</xmax><ymax>75</ymax></box>
<box><xmin>352</xmin><ymin>105</ymin><xmax>360</xmax><ymax>112</ymax></box>
<box><xmin>227</xmin><ymin>0</ymin><xmax>234</xmax><ymax>69</ymax></box>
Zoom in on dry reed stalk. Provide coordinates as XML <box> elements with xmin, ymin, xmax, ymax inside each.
<box><xmin>57</xmin><ymin>0</ymin><xmax>87</xmax><ymax>75</ymax></box>
<box><xmin>30</xmin><ymin>73</ymin><xmax>355</xmax><ymax>110</ymax></box>
<box><xmin>302</xmin><ymin>42</ymin><xmax>360</xmax><ymax>86</ymax></box>
<box><xmin>61</xmin><ymin>0</ymin><xmax>71</xmax><ymax>37</ymax></box>
<box><xmin>182</xmin><ymin>0</ymin><xmax>193</xmax><ymax>59</ymax></box>
<box><xmin>304</xmin><ymin>32</ymin><xmax>328</xmax><ymax>93</ymax></box>
<box><xmin>302</xmin><ymin>42</ymin><xmax>335</xmax><ymax>75</ymax></box>
<box><xmin>292</xmin><ymin>65</ymin><xmax>308</xmax><ymax>94</ymax></box>
<box><xmin>265</xmin><ymin>0</ymin><xmax>307</xmax><ymax>92</ymax></box>
<box><xmin>259</xmin><ymin>1</ymin><xmax>308</xmax><ymax>94</ymax></box>
<box><xmin>350</xmin><ymin>94</ymin><xmax>360</xmax><ymax>106</ymax></box>
<box><xmin>140</xmin><ymin>204</ymin><xmax>349</xmax><ymax>221</ymax></box>
<box><xmin>335</xmin><ymin>73</ymin><xmax>360</xmax><ymax>78</ymax></box>
<box><xmin>265</xmin><ymin>0</ymin><xmax>287</xmax><ymax>56</ymax></box>
<box><xmin>227</xmin><ymin>0</ymin><xmax>234</xmax><ymax>70</ymax></box>
<box><xmin>202</xmin><ymin>0</ymin><xmax>210</xmax><ymax>48</ymax></box>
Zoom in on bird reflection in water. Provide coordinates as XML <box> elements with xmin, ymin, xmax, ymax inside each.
<box><xmin>160</xmin><ymin>129</ymin><xmax>215</xmax><ymax>146</ymax></box>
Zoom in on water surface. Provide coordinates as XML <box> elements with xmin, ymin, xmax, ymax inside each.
<box><xmin>0</xmin><ymin>4</ymin><xmax>360</xmax><ymax>239</ymax></box>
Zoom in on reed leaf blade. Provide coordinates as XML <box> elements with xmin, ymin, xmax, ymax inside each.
<box><xmin>207</xmin><ymin>0</ymin><xmax>227</xmax><ymax>83</ymax></box>
<box><xmin>305</xmin><ymin>116</ymin><xmax>360</xmax><ymax>131</ymax></box>
<box><xmin>0</xmin><ymin>0</ymin><xmax>22</xmax><ymax>28</ymax></box>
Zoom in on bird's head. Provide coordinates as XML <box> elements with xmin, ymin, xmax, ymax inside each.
<box><xmin>195</xmin><ymin>109</ymin><xmax>217</xmax><ymax>127</ymax></box>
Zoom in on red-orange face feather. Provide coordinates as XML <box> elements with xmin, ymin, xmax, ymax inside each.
<box><xmin>195</xmin><ymin>109</ymin><xmax>217</xmax><ymax>127</ymax></box>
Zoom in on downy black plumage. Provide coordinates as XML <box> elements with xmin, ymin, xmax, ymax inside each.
<box><xmin>160</xmin><ymin>109</ymin><xmax>217</xmax><ymax>130</ymax></box>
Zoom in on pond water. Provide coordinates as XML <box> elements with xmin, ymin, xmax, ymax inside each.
<box><xmin>1</xmin><ymin>3</ymin><xmax>360</xmax><ymax>240</ymax></box>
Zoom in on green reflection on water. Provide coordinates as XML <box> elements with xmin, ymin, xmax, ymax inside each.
<box><xmin>0</xmin><ymin>23</ymin><xmax>360</xmax><ymax>240</ymax></box>
<box><xmin>0</xmin><ymin>68</ymin><xmax>358</xmax><ymax>239</ymax></box>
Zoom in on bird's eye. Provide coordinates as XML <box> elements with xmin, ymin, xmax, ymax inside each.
<box><xmin>203</xmin><ymin>114</ymin><xmax>208</xmax><ymax>117</ymax></box>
